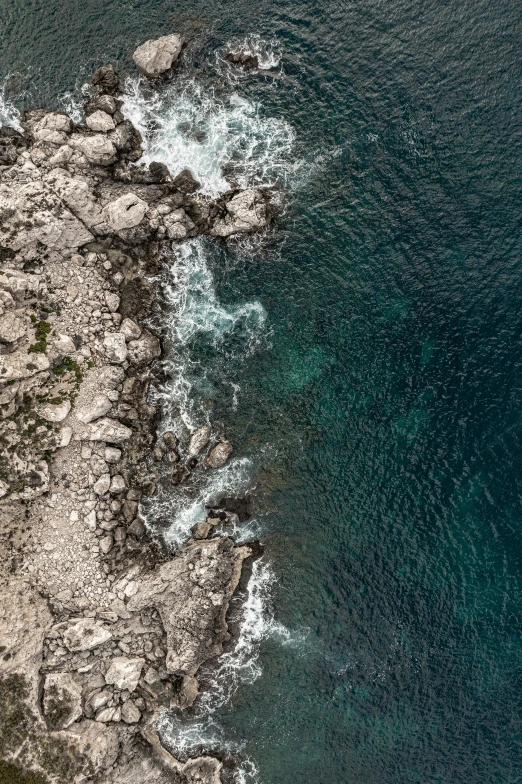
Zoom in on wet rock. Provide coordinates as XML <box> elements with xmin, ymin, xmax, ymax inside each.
<box><xmin>163</xmin><ymin>431</ymin><xmax>178</xmax><ymax>450</ymax></box>
<box><xmin>127</xmin><ymin>517</ymin><xmax>146</xmax><ymax>538</ymax></box>
<box><xmin>75</xmin><ymin>394</ymin><xmax>112</xmax><ymax>424</ymax></box>
<box><xmin>85</xmin><ymin>94</ymin><xmax>117</xmax><ymax>116</ymax></box>
<box><xmin>127</xmin><ymin>331</ymin><xmax>161</xmax><ymax>364</ymax></box>
<box><xmin>191</xmin><ymin>520</ymin><xmax>214</xmax><ymax>540</ymax></box>
<box><xmin>211</xmin><ymin>189</ymin><xmax>268</xmax><ymax>237</ymax></box>
<box><xmin>207</xmin><ymin>495</ymin><xmax>253</xmax><ymax>522</ymax></box>
<box><xmin>171</xmin><ymin>464</ymin><xmax>190</xmax><ymax>485</ymax></box>
<box><xmin>149</xmin><ymin>161</ymin><xmax>171</xmax><ymax>182</ymax></box>
<box><xmin>164</xmin><ymin>207</ymin><xmax>196</xmax><ymax>239</ymax></box>
<box><xmin>188</xmin><ymin>425</ymin><xmax>211</xmax><ymax>457</ymax></box>
<box><xmin>170</xmin><ymin>168</ymin><xmax>201</xmax><ymax>193</ymax></box>
<box><xmin>43</xmin><ymin>672</ymin><xmax>83</xmax><ymax>730</ymax></box>
<box><xmin>91</xmin><ymin>64</ymin><xmax>120</xmax><ymax>94</ymax></box>
<box><xmin>104</xmin><ymin>192</ymin><xmax>148</xmax><ymax>232</ymax></box>
<box><xmin>224</xmin><ymin>51</ymin><xmax>260</xmax><ymax>70</ymax></box>
<box><xmin>105</xmin><ymin>655</ymin><xmax>145</xmax><ymax>691</ymax></box>
<box><xmin>88</xmin><ymin>417</ymin><xmax>133</xmax><ymax>443</ymax></box>
<box><xmin>127</xmin><ymin>536</ymin><xmax>251</xmax><ymax>676</ymax></box>
<box><xmin>62</xmin><ymin>618</ymin><xmax>113</xmax><ymax>651</ymax></box>
<box><xmin>205</xmin><ymin>440</ymin><xmax>233</xmax><ymax>468</ymax></box>
<box><xmin>86</xmin><ymin>110</ymin><xmax>116</xmax><ymax>132</ymax></box>
<box><xmin>132</xmin><ymin>33</ymin><xmax>185</xmax><ymax>78</ymax></box>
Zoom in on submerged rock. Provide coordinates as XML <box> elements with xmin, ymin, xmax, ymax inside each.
<box><xmin>132</xmin><ymin>33</ymin><xmax>185</xmax><ymax>78</ymax></box>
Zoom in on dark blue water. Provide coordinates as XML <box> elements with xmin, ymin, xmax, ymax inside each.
<box><xmin>3</xmin><ymin>1</ymin><xmax>522</xmax><ymax>781</ymax></box>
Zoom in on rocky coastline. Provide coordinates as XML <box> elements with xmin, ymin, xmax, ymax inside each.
<box><xmin>0</xmin><ymin>34</ymin><xmax>276</xmax><ymax>784</ymax></box>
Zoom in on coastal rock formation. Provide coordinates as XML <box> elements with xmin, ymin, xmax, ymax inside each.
<box><xmin>0</xmin><ymin>35</ymin><xmax>270</xmax><ymax>784</ymax></box>
<box><xmin>133</xmin><ymin>34</ymin><xmax>185</xmax><ymax>78</ymax></box>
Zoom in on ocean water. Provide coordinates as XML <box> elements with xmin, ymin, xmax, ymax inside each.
<box><xmin>3</xmin><ymin>1</ymin><xmax>522</xmax><ymax>782</ymax></box>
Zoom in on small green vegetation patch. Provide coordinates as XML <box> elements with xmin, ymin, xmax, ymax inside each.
<box><xmin>28</xmin><ymin>321</ymin><xmax>51</xmax><ymax>354</ymax></box>
<box><xmin>52</xmin><ymin>357</ymin><xmax>82</xmax><ymax>387</ymax></box>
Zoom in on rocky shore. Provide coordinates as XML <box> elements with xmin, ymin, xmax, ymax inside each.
<box><xmin>0</xmin><ymin>34</ymin><xmax>275</xmax><ymax>784</ymax></box>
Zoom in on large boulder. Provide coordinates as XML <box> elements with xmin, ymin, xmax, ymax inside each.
<box><xmin>0</xmin><ymin>350</ymin><xmax>50</xmax><ymax>381</ymax></box>
<box><xmin>132</xmin><ymin>34</ymin><xmax>185</xmax><ymax>78</ymax></box>
<box><xmin>103</xmin><ymin>332</ymin><xmax>128</xmax><ymax>363</ymax></box>
<box><xmin>0</xmin><ymin>310</ymin><xmax>27</xmax><ymax>343</ymax></box>
<box><xmin>104</xmin><ymin>192</ymin><xmax>148</xmax><ymax>232</ymax></box>
<box><xmin>75</xmin><ymin>394</ymin><xmax>112</xmax><ymax>424</ymax></box>
<box><xmin>104</xmin><ymin>656</ymin><xmax>144</xmax><ymax>691</ymax></box>
<box><xmin>88</xmin><ymin>417</ymin><xmax>132</xmax><ymax>443</ymax></box>
<box><xmin>205</xmin><ymin>440</ymin><xmax>233</xmax><ymax>468</ymax></box>
<box><xmin>68</xmin><ymin>133</ymin><xmax>118</xmax><ymax>165</ymax></box>
<box><xmin>164</xmin><ymin>208</ymin><xmax>196</xmax><ymax>239</ymax></box>
<box><xmin>127</xmin><ymin>536</ymin><xmax>251</xmax><ymax>676</ymax></box>
<box><xmin>188</xmin><ymin>425</ymin><xmax>211</xmax><ymax>457</ymax></box>
<box><xmin>211</xmin><ymin>189</ymin><xmax>268</xmax><ymax>238</ymax></box>
<box><xmin>44</xmin><ymin>168</ymin><xmax>106</xmax><ymax>232</ymax></box>
<box><xmin>39</xmin><ymin>399</ymin><xmax>71</xmax><ymax>423</ymax></box>
<box><xmin>86</xmin><ymin>110</ymin><xmax>116</xmax><ymax>132</ymax></box>
<box><xmin>43</xmin><ymin>672</ymin><xmax>83</xmax><ymax>730</ymax></box>
<box><xmin>61</xmin><ymin>618</ymin><xmax>113</xmax><ymax>651</ymax></box>
<box><xmin>56</xmin><ymin>719</ymin><xmax>120</xmax><ymax>774</ymax></box>
<box><xmin>127</xmin><ymin>331</ymin><xmax>161</xmax><ymax>364</ymax></box>
<box><xmin>91</xmin><ymin>64</ymin><xmax>120</xmax><ymax>94</ymax></box>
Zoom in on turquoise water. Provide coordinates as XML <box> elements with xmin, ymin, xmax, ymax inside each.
<box><xmin>3</xmin><ymin>1</ymin><xmax>522</xmax><ymax>781</ymax></box>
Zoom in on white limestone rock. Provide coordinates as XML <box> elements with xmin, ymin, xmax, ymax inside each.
<box><xmin>0</xmin><ymin>350</ymin><xmax>49</xmax><ymax>381</ymax></box>
<box><xmin>127</xmin><ymin>330</ymin><xmax>161</xmax><ymax>364</ymax></box>
<box><xmin>188</xmin><ymin>425</ymin><xmax>211</xmax><ymax>457</ymax></box>
<box><xmin>68</xmin><ymin>133</ymin><xmax>118</xmax><ymax>166</ymax></box>
<box><xmin>103</xmin><ymin>332</ymin><xmax>127</xmax><ymax>363</ymax></box>
<box><xmin>86</xmin><ymin>110</ymin><xmax>116</xmax><ymax>132</ymax></box>
<box><xmin>104</xmin><ymin>192</ymin><xmax>148</xmax><ymax>232</ymax></box>
<box><xmin>120</xmin><ymin>699</ymin><xmax>141</xmax><ymax>724</ymax></box>
<box><xmin>53</xmin><ymin>333</ymin><xmax>77</xmax><ymax>354</ymax></box>
<box><xmin>211</xmin><ymin>189</ymin><xmax>268</xmax><ymax>238</ymax></box>
<box><xmin>59</xmin><ymin>426</ymin><xmax>73</xmax><ymax>447</ymax></box>
<box><xmin>57</xmin><ymin>719</ymin><xmax>119</xmax><ymax>774</ymax></box>
<box><xmin>164</xmin><ymin>208</ymin><xmax>196</xmax><ymax>239</ymax></box>
<box><xmin>75</xmin><ymin>394</ymin><xmax>112</xmax><ymax>424</ymax></box>
<box><xmin>132</xmin><ymin>34</ymin><xmax>185</xmax><ymax>78</ymax></box>
<box><xmin>105</xmin><ymin>655</ymin><xmax>145</xmax><ymax>691</ymax></box>
<box><xmin>104</xmin><ymin>291</ymin><xmax>120</xmax><ymax>312</ymax></box>
<box><xmin>88</xmin><ymin>417</ymin><xmax>132</xmax><ymax>443</ymax></box>
<box><xmin>0</xmin><ymin>310</ymin><xmax>27</xmax><ymax>343</ymax></box>
<box><xmin>62</xmin><ymin>618</ymin><xmax>113</xmax><ymax>651</ymax></box>
<box><xmin>94</xmin><ymin>473</ymin><xmax>111</xmax><ymax>496</ymax></box>
<box><xmin>39</xmin><ymin>399</ymin><xmax>71</xmax><ymax>423</ymax></box>
<box><xmin>44</xmin><ymin>168</ymin><xmax>106</xmax><ymax>232</ymax></box>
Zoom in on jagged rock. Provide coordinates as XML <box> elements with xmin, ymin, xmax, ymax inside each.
<box><xmin>224</xmin><ymin>51</ymin><xmax>260</xmax><ymax>70</ymax></box>
<box><xmin>120</xmin><ymin>317</ymin><xmax>142</xmax><ymax>340</ymax></box>
<box><xmin>205</xmin><ymin>440</ymin><xmax>233</xmax><ymax>468</ymax></box>
<box><xmin>59</xmin><ymin>426</ymin><xmax>73</xmax><ymax>447</ymax></box>
<box><xmin>57</xmin><ymin>719</ymin><xmax>120</xmax><ymax>773</ymax></box>
<box><xmin>44</xmin><ymin>168</ymin><xmax>106</xmax><ymax>232</ymax></box>
<box><xmin>0</xmin><ymin>310</ymin><xmax>27</xmax><ymax>343</ymax></box>
<box><xmin>127</xmin><ymin>536</ymin><xmax>251</xmax><ymax>676</ymax></box>
<box><xmin>99</xmin><ymin>535</ymin><xmax>113</xmax><ymax>554</ymax></box>
<box><xmin>105</xmin><ymin>655</ymin><xmax>145</xmax><ymax>691</ymax></box>
<box><xmin>88</xmin><ymin>417</ymin><xmax>132</xmax><ymax>443</ymax></box>
<box><xmin>171</xmin><ymin>464</ymin><xmax>190</xmax><ymax>485</ymax></box>
<box><xmin>105</xmin><ymin>291</ymin><xmax>120</xmax><ymax>312</ymax></box>
<box><xmin>121</xmin><ymin>699</ymin><xmax>141</xmax><ymax>724</ymax></box>
<box><xmin>163</xmin><ymin>431</ymin><xmax>178</xmax><ymax>449</ymax></box>
<box><xmin>0</xmin><ymin>269</ymin><xmax>41</xmax><ymax>297</ymax></box>
<box><xmin>191</xmin><ymin>520</ymin><xmax>214</xmax><ymax>539</ymax></box>
<box><xmin>32</xmin><ymin>111</ymin><xmax>72</xmax><ymax>135</ymax></box>
<box><xmin>103</xmin><ymin>332</ymin><xmax>128</xmax><ymax>363</ymax></box>
<box><xmin>127</xmin><ymin>331</ymin><xmax>161</xmax><ymax>364</ymax></box>
<box><xmin>178</xmin><ymin>674</ymin><xmax>199</xmax><ymax>708</ymax></box>
<box><xmin>98</xmin><ymin>364</ymin><xmax>125</xmax><ymax>389</ymax></box>
<box><xmin>170</xmin><ymin>168</ymin><xmax>201</xmax><ymax>193</ymax></box>
<box><xmin>104</xmin><ymin>192</ymin><xmax>148</xmax><ymax>232</ymax></box>
<box><xmin>188</xmin><ymin>425</ymin><xmax>211</xmax><ymax>457</ymax></box>
<box><xmin>110</xmin><ymin>474</ymin><xmax>126</xmax><ymax>493</ymax></box>
<box><xmin>43</xmin><ymin>672</ymin><xmax>83</xmax><ymax>730</ymax></box>
<box><xmin>89</xmin><ymin>689</ymin><xmax>111</xmax><ymax>712</ymax></box>
<box><xmin>108</xmin><ymin>120</ymin><xmax>143</xmax><ymax>157</ymax></box>
<box><xmin>96</xmin><ymin>706</ymin><xmax>120</xmax><ymax>723</ymax></box>
<box><xmin>86</xmin><ymin>110</ymin><xmax>116</xmax><ymax>132</ymax></box>
<box><xmin>39</xmin><ymin>399</ymin><xmax>71</xmax><ymax>423</ymax></box>
<box><xmin>132</xmin><ymin>33</ymin><xmax>185</xmax><ymax>78</ymax></box>
<box><xmin>211</xmin><ymin>189</ymin><xmax>268</xmax><ymax>237</ymax></box>
<box><xmin>127</xmin><ymin>517</ymin><xmax>146</xmax><ymax>537</ymax></box>
<box><xmin>0</xmin><ymin>180</ymin><xmax>94</xmax><ymax>258</ymax></box>
<box><xmin>86</xmin><ymin>94</ymin><xmax>117</xmax><ymax>116</ymax></box>
<box><xmin>53</xmin><ymin>333</ymin><xmax>77</xmax><ymax>354</ymax></box>
<box><xmin>75</xmin><ymin>393</ymin><xmax>112</xmax><ymax>423</ymax></box>
<box><xmin>94</xmin><ymin>473</ymin><xmax>111</xmax><ymax>496</ymax></box>
<box><xmin>68</xmin><ymin>133</ymin><xmax>118</xmax><ymax>165</ymax></box>
<box><xmin>105</xmin><ymin>446</ymin><xmax>122</xmax><ymax>463</ymax></box>
<box><xmin>0</xmin><ymin>289</ymin><xmax>15</xmax><ymax>316</ymax></box>
<box><xmin>91</xmin><ymin>64</ymin><xmax>120</xmax><ymax>94</ymax></box>
<box><xmin>164</xmin><ymin>207</ymin><xmax>196</xmax><ymax>239</ymax></box>
<box><xmin>62</xmin><ymin>618</ymin><xmax>113</xmax><ymax>651</ymax></box>
<box><xmin>0</xmin><ymin>350</ymin><xmax>49</xmax><ymax>381</ymax></box>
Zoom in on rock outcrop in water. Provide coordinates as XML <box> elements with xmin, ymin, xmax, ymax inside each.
<box><xmin>0</xmin><ymin>35</ymin><xmax>272</xmax><ymax>784</ymax></box>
